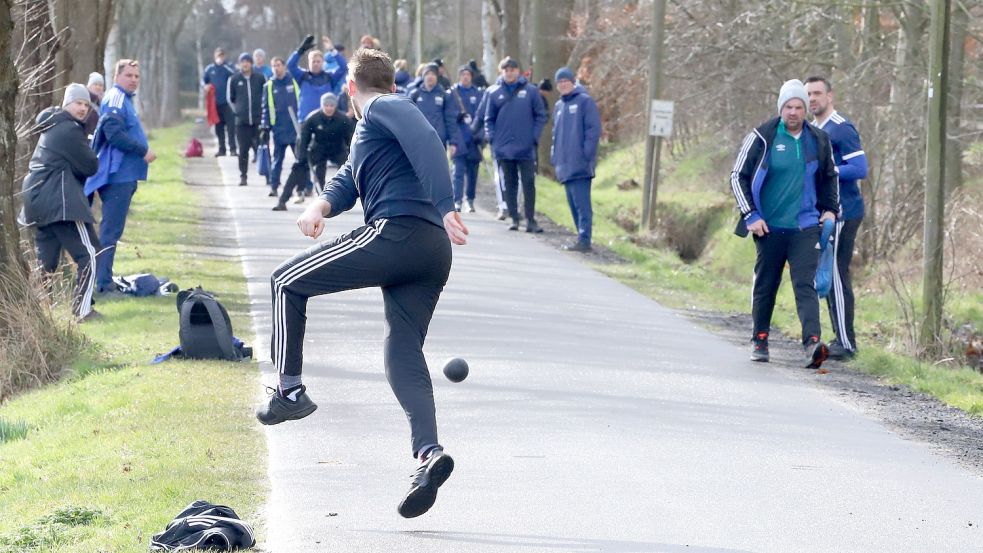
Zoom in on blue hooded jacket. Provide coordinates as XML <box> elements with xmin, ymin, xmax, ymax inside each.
<box><xmin>261</xmin><ymin>75</ymin><xmax>300</xmax><ymax>146</ymax></box>
<box><xmin>202</xmin><ymin>62</ymin><xmax>235</xmax><ymax>105</ymax></box>
<box><xmin>550</xmin><ymin>85</ymin><xmax>601</xmax><ymax>183</ymax></box>
<box><xmin>450</xmin><ymin>83</ymin><xmax>483</xmax><ymax>161</ymax></box>
<box><xmin>85</xmin><ymin>85</ymin><xmax>149</xmax><ymax>195</ymax></box>
<box><xmin>484</xmin><ymin>76</ymin><xmax>547</xmax><ymax>161</ymax></box>
<box><xmin>287</xmin><ymin>49</ymin><xmax>348</xmax><ymax>120</ymax></box>
<box><xmin>409</xmin><ymin>84</ymin><xmax>462</xmax><ymax>148</ymax></box>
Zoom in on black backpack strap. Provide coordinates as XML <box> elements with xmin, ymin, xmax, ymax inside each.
<box><xmin>199</xmin><ymin>299</ymin><xmax>240</xmax><ymax>360</ymax></box>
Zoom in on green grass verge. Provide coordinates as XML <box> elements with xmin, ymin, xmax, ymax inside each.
<box><xmin>535</xmin><ymin>140</ymin><xmax>983</xmax><ymax>415</ymax></box>
<box><xmin>0</xmin><ymin>123</ymin><xmax>266</xmax><ymax>552</ymax></box>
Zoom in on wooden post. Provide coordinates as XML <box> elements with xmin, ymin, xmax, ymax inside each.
<box><xmin>641</xmin><ymin>0</ymin><xmax>666</xmax><ymax>231</ymax></box>
<box><xmin>921</xmin><ymin>0</ymin><xmax>950</xmax><ymax>352</ymax></box>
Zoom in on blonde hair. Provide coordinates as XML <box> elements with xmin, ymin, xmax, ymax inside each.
<box><xmin>415</xmin><ymin>63</ymin><xmax>428</xmax><ymax>77</ymax></box>
<box><xmin>393</xmin><ymin>59</ymin><xmax>408</xmax><ymax>72</ymax></box>
<box><xmin>308</xmin><ymin>50</ymin><xmax>324</xmax><ymax>62</ymax></box>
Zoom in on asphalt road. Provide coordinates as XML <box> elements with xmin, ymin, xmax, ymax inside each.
<box><xmin>215</xmin><ymin>153</ymin><xmax>982</xmax><ymax>553</ymax></box>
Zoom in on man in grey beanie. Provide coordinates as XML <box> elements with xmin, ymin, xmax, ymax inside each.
<box><xmin>83</xmin><ymin>72</ymin><xmax>105</xmax><ymax>136</ymax></box>
<box><xmin>730</xmin><ymin>78</ymin><xmax>839</xmax><ymax>368</ymax></box>
<box><xmin>21</xmin><ymin>83</ymin><xmax>101</xmax><ymax>320</ymax></box>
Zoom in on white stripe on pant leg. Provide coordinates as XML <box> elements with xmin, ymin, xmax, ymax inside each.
<box><xmin>271</xmin><ymin>227</ymin><xmax>381</xmax><ymax>372</ymax></box>
<box><xmin>75</xmin><ymin>221</ymin><xmax>97</xmax><ymax>318</ymax></box>
<box><xmin>272</xmin><ymin>229</ymin><xmax>378</xmax><ymax>372</ymax></box>
<box><xmin>831</xmin><ymin>220</ymin><xmax>853</xmax><ymax>351</ymax></box>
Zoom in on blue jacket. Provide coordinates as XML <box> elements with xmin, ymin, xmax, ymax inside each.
<box><xmin>202</xmin><ymin>62</ymin><xmax>236</xmax><ymax>105</ymax></box>
<box><xmin>257</xmin><ymin>64</ymin><xmax>273</xmax><ymax>79</ymax></box>
<box><xmin>817</xmin><ymin>111</ymin><xmax>867</xmax><ymax>220</ymax></box>
<box><xmin>287</xmin><ymin>49</ymin><xmax>348</xmax><ymax>120</ymax></box>
<box><xmin>484</xmin><ymin>76</ymin><xmax>547</xmax><ymax>161</ymax></box>
<box><xmin>409</xmin><ymin>84</ymin><xmax>461</xmax><ymax>148</ymax></box>
<box><xmin>85</xmin><ymin>85</ymin><xmax>149</xmax><ymax>194</ymax></box>
<box><xmin>730</xmin><ymin>117</ymin><xmax>839</xmax><ymax>236</ymax></box>
<box><xmin>261</xmin><ymin>75</ymin><xmax>300</xmax><ymax>145</ymax></box>
<box><xmin>550</xmin><ymin>85</ymin><xmax>601</xmax><ymax>183</ymax></box>
<box><xmin>321</xmin><ymin>94</ymin><xmax>455</xmax><ymax>228</ymax></box>
<box><xmin>449</xmin><ymin>83</ymin><xmax>483</xmax><ymax>160</ymax></box>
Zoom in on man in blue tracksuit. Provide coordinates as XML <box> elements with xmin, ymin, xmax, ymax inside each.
<box><xmin>731</xmin><ymin>79</ymin><xmax>839</xmax><ymax>368</ymax></box>
<box><xmin>257</xmin><ymin>48</ymin><xmax>469</xmax><ymax>520</ymax></box>
<box><xmin>202</xmin><ymin>48</ymin><xmax>237</xmax><ymax>156</ymax></box>
<box><xmin>253</xmin><ymin>48</ymin><xmax>273</xmax><ymax>79</ymax></box>
<box><xmin>806</xmin><ymin>76</ymin><xmax>868</xmax><ymax>360</ymax></box>
<box><xmin>409</xmin><ymin>64</ymin><xmax>461</xmax><ymax>152</ymax></box>
<box><xmin>484</xmin><ymin>57</ymin><xmax>548</xmax><ymax>232</ymax></box>
<box><xmin>550</xmin><ymin>67</ymin><xmax>601</xmax><ymax>252</ymax></box>
<box><xmin>449</xmin><ymin>65</ymin><xmax>483</xmax><ymax>213</ymax></box>
<box><xmin>261</xmin><ymin>57</ymin><xmax>299</xmax><ymax>196</ymax></box>
<box><xmin>85</xmin><ymin>59</ymin><xmax>154</xmax><ymax>293</ymax></box>
<box><xmin>287</xmin><ymin>34</ymin><xmax>348</xmax><ymax>121</ymax></box>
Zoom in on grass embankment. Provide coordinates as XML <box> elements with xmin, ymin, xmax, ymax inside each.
<box><xmin>535</xmin><ymin>141</ymin><xmax>983</xmax><ymax>415</ymax></box>
<box><xmin>0</xmin><ymin>123</ymin><xmax>266</xmax><ymax>552</ymax></box>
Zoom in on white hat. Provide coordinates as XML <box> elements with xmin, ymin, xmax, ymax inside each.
<box><xmin>321</xmin><ymin>92</ymin><xmax>338</xmax><ymax>106</ymax></box>
<box><xmin>87</xmin><ymin>72</ymin><xmax>104</xmax><ymax>88</ymax></box>
<box><xmin>777</xmin><ymin>79</ymin><xmax>808</xmax><ymax>113</ymax></box>
<box><xmin>62</xmin><ymin>83</ymin><xmax>93</xmax><ymax>109</ymax></box>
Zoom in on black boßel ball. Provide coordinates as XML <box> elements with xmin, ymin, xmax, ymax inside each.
<box><xmin>442</xmin><ymin>357</ymin><xmax>469</xmax><ymax>383</ymax></box>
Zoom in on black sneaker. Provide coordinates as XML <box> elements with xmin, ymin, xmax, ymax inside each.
<box><xmin>214</xmin><ymin>150</ymin><xmax>226</xmax><ymax>157</ymax></box>
<box><xmin>239</xmin><ymin>176</ymin><xmax>248</xmax><ymax>186</ymax></box>
<box><xmin>750</xmin><ymin>332</ymin><xmax>769</xmax><ymax>362</ymax></box>
<box><xmin>525</xmin><ymin>221</ymin><xmax>544</xmax><ymax>233</ymax></box>
<box><xmin>496</xmin><ymin>209</ymin><xmax>507</xmax><ymax>221</ymax></box>
<box><xmin>508</xmin><ymin>220</ymin><xmax>519</xmax><ymax>231</ymax></box>
<box><xmin>827</xmin><ymin>340</ymin><xmax>855</xmax><ymax>360</ymax></box>
<box><xmin>804</xmin><ymin>336</ymin><xmax>829</xmax><ymax>369</ymax></box>
<box><xmin>271</xmin><ymin>203</ymin><xmax>287</xmax><ymax>211</ymax></box>
<box><xmin>397</xmin><ymin>448</ymin><xmax>454</xmax><ymax>518</ymax></box>
<box><xmin>79</xmin><ymin>309</ymin><xmax>103</xmax><ymax>323</ymax></box>
<box><xmin>256</xmin><ymin>385</ymin><xmax>317</xmax><ymax>425</ymax></box>
<box><xmin>268</xmin><ymin>188</ymin><xmax>278</xmax><ymax>197</ymax></box>
<box><xmin>561</xmin><ymin>241</ymin><xmax>591</xmax><ymax>252</ymax></box>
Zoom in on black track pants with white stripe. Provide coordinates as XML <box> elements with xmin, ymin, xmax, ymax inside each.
<box><xmin>826</xmin><ymin>218</ymin><xmax>861</xmax><ymax>352</ymax></box>
<box><xmin>752</xmin><ymin>226</ymin><xmax>821</xmax><ymax>344</ymax></box>
<box><xmin>35</xmin><ymin>221</ymin><xmax>100</xmax><ymax>318</ymax></box>
<box><xmin>270</xmin><ymin>216</ymin><xmax>452</xmax><ymax>455</ymax></box>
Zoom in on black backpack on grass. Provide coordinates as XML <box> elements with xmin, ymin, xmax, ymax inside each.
<box><xmin>176</xmin><ymin>287</ymin><xmax>242</xmax><ymax>361</ymax></box>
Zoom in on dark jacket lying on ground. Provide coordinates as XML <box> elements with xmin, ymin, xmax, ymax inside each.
<box><xmin>22</xmin><ymin>108</ymin><xmax>99</xmax><ymax>227</ymax></box>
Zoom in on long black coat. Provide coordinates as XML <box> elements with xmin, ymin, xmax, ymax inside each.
<box><xmin>21</xmin><ymin>108</ymin><xmax>99</xmax><ymax>227</ymax></box>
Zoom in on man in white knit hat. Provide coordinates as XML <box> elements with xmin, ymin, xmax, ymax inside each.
<box><xmin>729</xmin><ymin>79</ymin><xmax>839</xmax><ymax>368</ymax></box>
<box><xmin>83</xmin><ymin>72</ymin><xmax>105</xmax><ymax>136</ymax></box>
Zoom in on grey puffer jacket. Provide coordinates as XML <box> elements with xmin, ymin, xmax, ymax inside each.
<box><xmin>21</xmin><ymin>108</ymin><xmax>99</xmax><ymax>227</ymax></box>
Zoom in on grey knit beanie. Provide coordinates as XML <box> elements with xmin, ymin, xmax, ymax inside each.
<box><xmin>62</xmin><ymin>83</ymin><xmax>92</xmax><ymax>109</ymax></box>
<box><xmin>87</xmin><ymin>72</ymin><xmax>104</xmax><ymax>88</ymax></box>
<box><xmin>777</xmin><ymin>79</ymin><xmax>808</xmax><ymax>113</ymax></box>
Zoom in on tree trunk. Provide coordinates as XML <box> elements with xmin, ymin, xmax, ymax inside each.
<box><xmin>481</xmin><ymin>0</ymin><xmax>498</xmax><ymax>77</ymax></box>
<box><xmin>0</xmin><ymin>0</ymin><xmax>26</xmax><ymax>281</ymax></box>
<box><xmin>501</xmin><ymin>0</ymin><xmax>519</xmax><ymax>59</ymax></box>
<box><xmin>944</xmin><ymin>1</ymin><xmax>966</xmax><ymax>197</ymax></box>
<box><xmin>532</xmin><ymin>0</ymin><xmax>574</xmax><ymax>178</ymax></box>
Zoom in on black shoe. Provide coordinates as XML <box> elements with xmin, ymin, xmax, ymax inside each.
<box><xmin>397</xmin><ymin>448</ymin><xmax>454</xmax><ymax>518</ymax></box>
<box><xmin>561</xmin><ymin>241</ymin><xmax>591</xmax><ymax>252</ymax></box>
<box><xmin>268</xmin><ymin>188</ymin><xmax>278</xmax><ymax>197</ymax></box>
<box><xmin>272</xmin><ymin>203</ymin><xmax>287</xmax><ymax>211</ymax></box>
<box><xmin>827</xmin><ymin>340</ymin><xmax>855</xmax><ymax>360</ymax></box>
<box><xmin>496</xmin><ymin>209</ymin><xmax>507</xmax><ymax>221</ymax></box>
<box><xmin>750</xmin><ymin>332</ymin><xmax>769</xmax><ymax>362</ymax></box>
<box><xmin>239</xmin><ymin>176</ymin><xmax>247</xmax><ymax>186</ymax></box>
<box><xmin>256</xmin><ymin>385</ymin><xmax>317</xmax><ymax>425</ymax></box>
<box><xmin>508</xmin><ymin>221</ymin><xmax>519</xmax><ymax>231</ymax></box>
<box><xmin>804</xmin><ymin>336</ymin><xmax>829</xmax><ymax>369</ymax></box>
<box><xmin>230</xmin><ymin>149</ymin><xmax>238</xmax><ymax>157</ymax></box>
<box><xmin>214</xmin><ymin>150</ymin><xmax>226</xmax><ymax>157</ymax></box>
<box><xmin>525</xmin><ymin>222</ymin><xmax>543</xmax><ymax>233</ymax></box>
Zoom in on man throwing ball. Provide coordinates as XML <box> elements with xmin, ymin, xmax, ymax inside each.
<box><xmin>257</xmin><ymin>48</ymin><xmax>469</xmax><ymax>519</ymax></box>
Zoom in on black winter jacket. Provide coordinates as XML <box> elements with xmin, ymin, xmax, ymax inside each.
<box><xmin>21</xmin><ymin>108</ymin><xmax>99</xmax><ymax>227</ymax></box>
<box><xmin>228</xmin><ymin>71</ymin><xmax>266</xmax><ymax>126</ymax></box>
<box><xmin>298</xmin><ymin>110</ymin><xmax>355</xmax><ymax>166</ymax></box>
